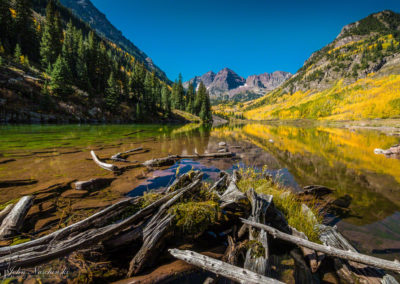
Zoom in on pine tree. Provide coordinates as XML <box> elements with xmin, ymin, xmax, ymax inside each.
<box><xmin>105</xmin><ymin>72</ymin><xmax>120</xmax><ymax>111</ymax></box>
<box><xmin>195</xmin><ymin>81</ymin><xmax>212</xmax><ymax>122</ymax></box>
<box><xmin>76</xmin><ymin>32</ymin><xmax>90</xmax><ymax>90</ymax></box>
<box><xmin>186</xmin><ymin>82</ymin><xmax>195</xmax><ymax>113</ymax></box>
<box><xmin>14</xmin><ymin>0</ymin><xmax>38</xmax><ymax>60</ymax></box>
<box><xmin>143</xmin><ymin>71</ymin><xmax>153</xmax><ymax>113</ymax></box>
<box><xmin>176</xmin><ymin>74</ymin><xmax>185</xmax><ymax>110</ymax></box>
<box><xmin>49</xmin><ymin>55</ymin><xmax>69</xmax><ymax>96</ymax></box>
<box><xmin>14</xmin><ymin>44</ymin><xmax>22</xmax><ymax>63</ymax></box>
<box><xmin>0</xmin><ymin>0</ymin><xmax>12</xmax><ymax>52</ymax></box>
<box><xmin>161</xmin><ymin>85</ymin><xmax>171</xmax><ymax>115</ymax></box>
<box><xmin>194</xmin><ymin>81</ymin><xmax>206</xmax><ymax>115</ymax></box>
<box><xmin>40</xmin><ymin>0</ymin><xmax>63</xmax><ymax>68</ymax></box>
<box><xmin>62</xmin><ymin>21</ymin><xmax>77</xmax><ymax>82</ymax></box>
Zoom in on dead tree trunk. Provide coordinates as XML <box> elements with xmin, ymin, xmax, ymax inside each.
<box><xmin>319</xmin><ymin>225</ymin><xmax>399</xmax><ymax>284</ymax></box>
<box><xmin>127</xmin><ymin>173</ymin><xmax>203</xmax><ymax>276</ymax></box>
<box><xmin>169</xmin><ymin>249</ymin><xmax>284</xmax><ymax>284</ymax></box>
<box><xmin>0</xmin><ymin>196</ymin><xmax>34</xmax><ymax>239</ymax></box>
<box><xmin>241</xmin><ymin>219</ymin><xmax>400</xmax><ymax>274</ymax></box>
<box><xmin>220</xmin><ymin>170</ymin><xmax>247</xmax><ymax>209</ymax></box>
<box><xmin>243</xmin><ymin>188</ymin><xmax>272</xmax><ymax>276</ymax></box>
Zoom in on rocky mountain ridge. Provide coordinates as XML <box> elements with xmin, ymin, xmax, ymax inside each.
<box><xmin>184</xmin><ymin>68</ymin><xmax>291</xmax><ymax>102</ymax></box>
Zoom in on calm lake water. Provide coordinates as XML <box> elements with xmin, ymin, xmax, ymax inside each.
<box><xmin>0</xmin><ymin>122</ymin><xmax>399</xmax><ymax>262</ymax></box>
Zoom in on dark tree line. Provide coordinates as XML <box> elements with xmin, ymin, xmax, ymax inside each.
<box><xmin>172</xmin><ymin>78</ymin><xmax>212</xmax><ymax>122</ymax></box>
<box><xmin>0</xmin><ymin>0</ymin><xmax>212</xmax><ymax>122</ymax></box>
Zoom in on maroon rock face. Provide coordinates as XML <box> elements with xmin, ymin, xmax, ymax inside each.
<box><xmin>184</xmin><ymin>69</ymin><xmax>291</xmax><ymax>101</ymax></box>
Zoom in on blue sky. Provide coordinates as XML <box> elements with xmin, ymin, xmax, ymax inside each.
<box><xmin>92</xmin><ymin>0</ymin><xmax>400</xmax><ymax>81</ymax></box>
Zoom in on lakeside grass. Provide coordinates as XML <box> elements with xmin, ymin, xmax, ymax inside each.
<box><xmin>237</xmin><ymin>167</ymin><xmax>323</xmax><ymax>243</ymax></box>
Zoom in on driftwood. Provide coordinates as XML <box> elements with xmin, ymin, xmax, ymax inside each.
<box><xmin>0</xmin><ymin>204</ymin><xmax>14</xmax><ymax>225</ymax></box>
<box><xmin>319</xmin><ymin>225</ymin><xmax>399</xmax><ymax>284</ymax></box>
<box><xmin>241</xmin><ymin>219</ymin><xmax>400</xmax><ymax>274</ymax></box>
<box><xmin>291</xmin><ymin>226</ymin><xmax>324</xmax><ymax>273</ymax></box>
<box><xmin>111</xmin><ymin>147</ymin><xmax>143</xmax><ymax>162</ymax></box>
<box><xmin>142</xmin><ymin>152</ymin><xmax>234</xmax><ymax>168</ymax></box>
<box><xmin>0</xmin><ymin>198</ymin><xmax>138</xmax><ymax>256</ymax></box>
<box><xmin>91</xmin><ymin>150</ymin><xmax>118</xmax><ymax>171</ymax></box>
<box><xmin>220</xmin><ymin>170</ymin><xmax>247</xmax><ymax>209</ymax></box>
<box><xmin>209</xmin><ymin>171</ymin><xmax>228</xmax><ymax>195</ymax></box>
<box><xmin>244</xmin><ymin>188</ymin><xmax>271</xmax><ymax>276</ymax></box>
<box><xmin>0</xmin><ymin>196</ymin><xmax>34</xmax><ymax>239</ymax></box>
<box><xmin>128</xmin><ymin>174</ymin><xmax>203</xmax><ymax>276</ymax></box>
<box><xmin>169</xmin><ymin>249</ymin><xmax>284</xmax><ymax>284</ymax></box>
<box><xmin>0</xmin><ymin>187</ymin><xmax>192</xmax><ymax>269</ymax></box>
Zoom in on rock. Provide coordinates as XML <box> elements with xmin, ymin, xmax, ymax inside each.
<box><xmin>74</xmin><ymin>178</ymin><xmax>114</xmax><ymax>191</ymax></box>
<box><xmin>374</xmin><ymin>144</ymin><xmax>400</xmax><ymax>159</ymax></box>
<box><xmin>301</xmin><ymin>185</ymin><xmax>334</xmax><ymax>197</ymax></box>
<box><xmin>218</xmin><ymin>142</ymin><xmax>227</xmax><ymax>147</ymax></box>
<box><xmin>61</xmin><ymin>190</ymin><xmax>88</xmax><ymax>198</ymax></box>
<box><xmin>218</xmin><ymin>148</ymin><xmax>228</xmax><ymax>153</ymax></box>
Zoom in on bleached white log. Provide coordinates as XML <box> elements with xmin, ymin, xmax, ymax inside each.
<box><xmin>169</xmin><ymin>249</ymin><xmax>284</xmax><ymax>284</ymax></box>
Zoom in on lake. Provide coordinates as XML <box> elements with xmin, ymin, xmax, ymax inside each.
<box><xmin>0</xmin><ymin>122</ymin><xmax>399</xmax><ymax>263</ymax></box>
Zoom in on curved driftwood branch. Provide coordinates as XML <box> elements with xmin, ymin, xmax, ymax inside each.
<box><xmin>169</xmin><ymin>249</ymin><xmax>284</xmax><ymax>284</ymax></box>
<box><xmin>0</xmin><ymin>196</ymin><xmax>34</xmax><ymax>239</ymax></box>
<box><xmin>91</xmin><ymin>150</ymin><xmax>118</xmax><ymax>171</ymax></box>
<box><xmin>241</xmin><ymin>219</ymin><xmax>400</xmax><ymax>274</ymax></box>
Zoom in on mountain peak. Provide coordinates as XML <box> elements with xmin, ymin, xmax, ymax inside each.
<box><xmin>184</xmin><ymin>68</ymin><xmax>291</xmax><ymax>102</ymax></box>
<box><xmin>337</xmin><ymin>10</ymin><xmax>400</xmax><ymax>39</ymax></box>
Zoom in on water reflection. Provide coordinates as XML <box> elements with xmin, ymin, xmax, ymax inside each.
<box><xmin>211</xmin><ymin>123</ymin><xmax>400</xmax><ymax>259</ymax></box>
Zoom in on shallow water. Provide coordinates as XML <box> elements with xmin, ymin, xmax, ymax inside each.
<box><xmin>0</xmin><ymin>122</ymin><xmax>399</xmax><ymax>262</ymax></box>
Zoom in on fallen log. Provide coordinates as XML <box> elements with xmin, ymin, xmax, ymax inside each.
<box><xmin>142</xmin><ymin>152</ymin><xmax>234</xmax><ymax>168</ymax></box>
<box><xmin>0</xmin><ymin>188</ymin><xmax>188</xmax><ymax>270</ymax></box>
<box><xmin>0</xmin><ymin>197</ymin><xmax>138</xmax><ymax>256</ymax></box>
<box><xmin>0</xmin><ymin>204</ymin><xmax>14</xmax><ymax>225</ymax></box>
<box><xmin>319</xmin><ymin>225</ymin><xmax>399</xmax><ymax>284</ymax></box>
<box><xmin>169</xmin><ymin>249</ymin><xmax>284</xmax><ymax>284</ymax></box>
<box><xmin>111</xmin><ymin>147</ymin><xmax>143</xmax><ymax>162</ymax></box>
<box><xmin>128</xmin><ymin>174</ymin><xmax>203</xmax><ymax>276</ymax></box>
<box><xmin>241</xmin><ymin>219</ymin><xmax>400</xmax><ymax>274</ymax></box>
<box><xmin>244</xmin><ymin>188</ymin><xmax>271</xmax><ymax>276</ymax></box>
<box><xmin>91</xmin><ymin>150</ymin><xmax>118</xmax><ymax>171</ymax></box>
<box><xmin>0</xmin><ymin>196</ymin><xmax>34</xmax><ymax>239</ymax></box>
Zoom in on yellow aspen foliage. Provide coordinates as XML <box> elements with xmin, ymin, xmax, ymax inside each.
<box><xmin>9</xmin><ymin>8</ymin><xmax>16</xmax><ymax>18</ymax></box>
